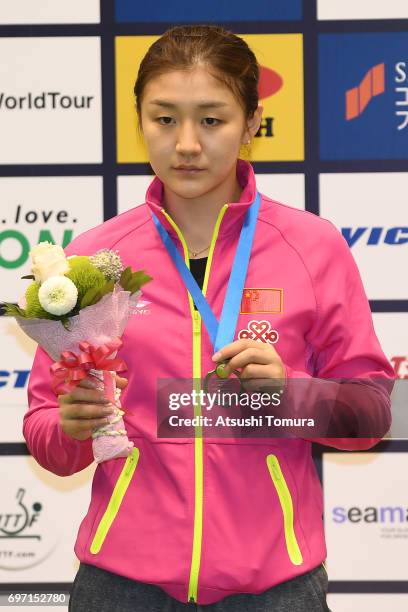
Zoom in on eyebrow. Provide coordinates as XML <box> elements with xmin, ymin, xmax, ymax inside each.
<box><xmin>148</xmin><ymin>99</ymin><xmax>229</xmax><ymax>109</ymax></box>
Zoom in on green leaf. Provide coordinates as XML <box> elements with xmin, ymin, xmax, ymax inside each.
<box><xmin>121</xmin><ymin>270</ymin><xmax>153</xmax><ymax>294</ymax></box>
<box><xmin>119</xmin><ymin>266</ymin><xmax>132</xmax><ymax>289</ymax></box>
<box><xmin>99</xmin><ymin>280</ymin><xmax>115</xmax><ymax>298</ymax></box>
<box><xmin>132</xmin><ymin>270</ymin><xmax>153</xmax><ymax>289</ymax></box>
<box><xmin>0</xmin><ymin>302</ymin><xmax>27</xmax><ymax>318</ymax></box>
<box><xmin>61</xmin><ymin>317</ymin><xmax>71</xmax><ymax>331</ymax></box>
<box><xmin>80</xmin><ymin>280</ymin><xmax>114</xmax><ymax>309</ymax></box>
<box><xmin>80</xmin><ymin>285</ymin><xmax>101</xmax><ymax>309</ymax></box>
<box><xmin>126</xmin><ymin>279</ymin><xmax>138</xmax><ymax>294</ymax></box>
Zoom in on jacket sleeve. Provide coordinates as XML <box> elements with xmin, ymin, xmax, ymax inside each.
<box><xmin>24</xmin><ymin>345</ymin><xmax>94</xmax><ymax>476</ymax></box>
<box><xmin>22</xmin><ymin>238</ymin><xmax>95</xmax><ymax>476</ymax></box>
<box><xmin>283</xmin><ymin>221</ymin><xmax>395</xmax><ymax>451</ymax></box>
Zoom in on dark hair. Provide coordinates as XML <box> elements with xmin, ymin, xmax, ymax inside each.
<box><xmin>134</xmin><ymin>24</ymin><xmax>260</xmax><ymax>127</ymax></box>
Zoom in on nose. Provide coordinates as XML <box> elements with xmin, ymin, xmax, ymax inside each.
<box><xmin>175</xmin><ymin>120</ymin><xmax>202</xmax><ymax>156</ymax></box>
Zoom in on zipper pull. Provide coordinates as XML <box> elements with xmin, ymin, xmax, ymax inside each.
<box><xmin>193</xmin><ymin>310</ymin><xmax>201</xmax><ymax>334</ymax></box>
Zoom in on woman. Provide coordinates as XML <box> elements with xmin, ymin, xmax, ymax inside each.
<box><xmin>25</xmin><ymin>24</ymin><xmax>394</xmax><ymax>611</ymax></box>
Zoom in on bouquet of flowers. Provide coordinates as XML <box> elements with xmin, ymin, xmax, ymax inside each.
<box><xmin>2</xmin><ymin>242</ymin><xmax>152</xmax><ymax>464</ymax></box>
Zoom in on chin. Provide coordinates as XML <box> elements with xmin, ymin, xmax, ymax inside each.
<box><xmin>169</xmin><ymin>178</ymin><xmax>211</xmax><ymax>197</ymax></box>
<box><xmin>174</xmin><ymin>187</ymin><xmax>209</xmax><ymax>200</ymax></box>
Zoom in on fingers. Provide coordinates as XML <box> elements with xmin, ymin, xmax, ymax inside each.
<box><xmin>59</xmin><ymin>400</ymin><xmax>116</xmax><ymax>442</ymax></box>
<box><xmin>75</xmin><ymin>374</ymin><xmax>128</xmax><ymax>391</ymax></box>
<box><xmin>60</xmin><ymin>401</ymin><xmax>115</xmax><ymax>421</ymax></box>
<box><xmin>61</xmin><ymin>416</ymin><xmax>111</xmax><ymax>441</ymax></box>
<box><xmin>212</xmin><ymin>339</ymin><xmax>272</xmax><ymax>362</ymax></box>
<box><xmin>241</xmin><ymin>361</ymin><xmax>285</xmax><ymax>380</ymax></box>
<box><xmin>115</xmin><ymin>375</ymin><xmax>128</xmax><ymax>389</ymax></box>
<box><xmin>222</xmin><ymin>347</ymin><xmax>275</xmax><ymax>377</ymax></box>
<box><xmin>77</xmin><ymin>377</ymin><xmax>101</xmax><ymax>390</ymax></box>
<box><xmin>238</xmin><ymin>359</ymin><xmax>286</xmax><ymax>395</ymax></box>
<box><xmin>242</xmin><ymin>374</ymin><xmax>285</xmax><ymax>393</ymax></box>
<box><xmin>69</xmin><ymin>417</ymin><xmax>111</xmax><ymax>431</ymax></box>
<box><xmin>58</xmin><ymin>373</ymin><xmax>128</xmax><ymax>443</ymax></box>
<box><xmin>60</xmin><ymin>386</ymin><xmax>111</xmax><ymax>405</ymax></box>
<box><xmin>212</xmin><ymin>340</ymin><xmax>280</xmax><ymax>375</ymax></box>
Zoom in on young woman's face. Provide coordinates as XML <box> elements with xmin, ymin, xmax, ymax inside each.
<box><xmin>139</xmin><ymin>65</ymin><xmax>257</xmax><ymax>200</ymax></box>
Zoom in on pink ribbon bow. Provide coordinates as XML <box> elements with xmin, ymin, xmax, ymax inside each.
<box><xmin>50</xmin><ymin>337</ymin><xmax>126</xmax><ymax>395</ymax></box>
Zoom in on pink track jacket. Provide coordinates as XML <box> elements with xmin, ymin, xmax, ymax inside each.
<box><xmin>25</xmin><ymin>159</ymin><xmax>395</xmax><ymax>604</ymax></box>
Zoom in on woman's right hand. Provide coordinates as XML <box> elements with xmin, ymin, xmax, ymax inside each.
<box><xmin>58</xmin><ymin>375</ymin><xmax>128</xmax><ymax>441</ymax></box>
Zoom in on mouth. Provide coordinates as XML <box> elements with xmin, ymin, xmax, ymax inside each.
<box><xmin>173</xmin><ymin>166</ymin><xmax>205</xmax><ymax>174</ymax></box>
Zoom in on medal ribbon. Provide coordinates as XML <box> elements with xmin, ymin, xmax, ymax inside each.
<box><xmin>152</xmin><ymin>190</ymin><xmax>261</xmax><ymax>353</ymax></box>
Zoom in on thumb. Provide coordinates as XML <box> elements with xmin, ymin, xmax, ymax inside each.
<box><xmin>115</xmin><ymin>374</ymin><xmax>128</xmax><ymax>389</ymax></box>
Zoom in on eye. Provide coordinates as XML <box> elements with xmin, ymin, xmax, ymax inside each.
<box><xmin>203</xmin><ymin>117</ymin><xmax>221</xmax><ymax>127</ymax></box>
<box><xmin>155</xmin><ymin>116</ymin><xmax>221</xmax><ymax>127</ymax></box>
<box><xmin>156</xmin><ymin>116</ymin><xmax>174</xmax><ymax>125</ymax></box>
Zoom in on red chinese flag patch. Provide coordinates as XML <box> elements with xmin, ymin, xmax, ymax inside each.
<box><xmin>240</xmin><ymin>288</ymin><xmax>283</xmax><ymax>314</ymax></box>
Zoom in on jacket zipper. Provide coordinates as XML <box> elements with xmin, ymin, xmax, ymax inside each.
<box><xmin>161</xmin><ymin>205</ymin><xmax>228</xmax><ymax>603</ymax></box>
<box><xmin>266</xmin><ymin>454</ymin><xmax>303</xmax><ymax>566</ymax></box>
<box><xmin>90</xmin><ymin>447</ymin><xmax>140</xmax><ymax>554</ymax></box>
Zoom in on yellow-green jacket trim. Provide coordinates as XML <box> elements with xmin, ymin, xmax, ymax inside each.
<box><xmin>266</xmin><ymin>454</ymin><xmax>303</xmax><ymax>566</ymax></box>
<box><xmin>90</xmin><ymin>447</ymin><xmax>140</xmax><ymax>555</ymax></box>
<box><xmin>162</xmin><ymin>204</ymin><xmax>228</xmax><ymax>603</ymax></box>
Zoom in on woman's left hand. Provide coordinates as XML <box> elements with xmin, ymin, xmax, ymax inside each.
<box><xmin>212</xmin><ymin>339</ymin><xmax>286</xmax><ymax>392</ymax></box>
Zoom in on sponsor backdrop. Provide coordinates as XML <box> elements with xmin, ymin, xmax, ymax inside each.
<box><xmin>0</xmin><ymin>1</ymin><xmax>407</xmax><ymax>609</ymax></box>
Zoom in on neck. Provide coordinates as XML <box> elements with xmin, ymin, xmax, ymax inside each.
<box><xmin>163</xmin><ymin>166</ymin><xmax>243</xmax><ymax>256</ymax></box>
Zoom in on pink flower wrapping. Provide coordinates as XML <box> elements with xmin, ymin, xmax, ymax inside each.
<box><xmin>17</xmin><ymin>288</ymin><xmax>149</xmax><ymax>463</ymax></box>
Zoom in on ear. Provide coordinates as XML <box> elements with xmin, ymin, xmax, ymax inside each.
<box><xmin>242</xmin><ymin>104</ymin><xmax>264</xmax><ymax>144</ymax></box>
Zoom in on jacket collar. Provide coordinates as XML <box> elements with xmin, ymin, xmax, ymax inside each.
<box><xmin>145</xmin><ymin>158</ymin><xmax>257</xmax><ymax>239</ymax></box>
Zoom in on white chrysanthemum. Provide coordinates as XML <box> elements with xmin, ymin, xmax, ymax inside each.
<box><xmin>38</xmin><ymin>276</ymin><xmax>78</xmax><ymax>316</ymax></box>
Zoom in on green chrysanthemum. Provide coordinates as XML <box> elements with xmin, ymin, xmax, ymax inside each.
<box><xmin>65</xmin><ymin>256</ymin><xmax>106</xmax><ymax>302</ymax></box>
<box><xmin>25</xmin><ymin>282</ymin><xmax>52</xmax><ymax>319</ymax></box>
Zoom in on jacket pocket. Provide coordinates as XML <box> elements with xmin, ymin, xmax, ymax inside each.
<box><xmin>266</xmin><ymin>453</ymin><xmax>303</xmax><ymax>566</ymax></box>
<box><xmin>90</xmin><ymin>447</ymin><xmax>140</xmax><ymax>555</ymax></box>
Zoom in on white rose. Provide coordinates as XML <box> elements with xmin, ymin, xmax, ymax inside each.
<box><xmin>30</xmin><ymin>241</ymin><xmax>69</xmax><ymax>283</ymax></box>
